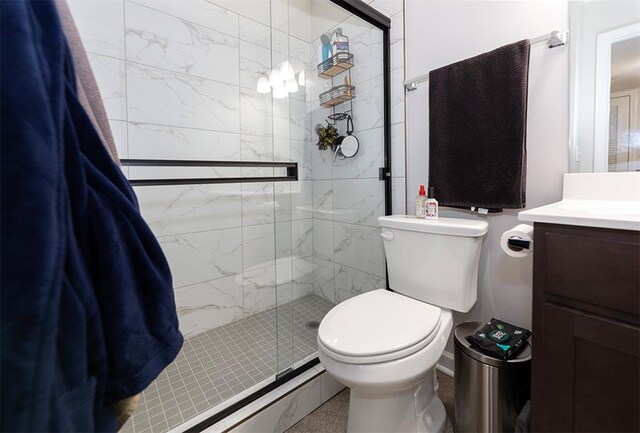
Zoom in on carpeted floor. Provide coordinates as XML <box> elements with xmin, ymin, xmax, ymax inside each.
<box><xmin>286</xmin><ymin>371</ymin><xmax>455</xmax><ymax>433</ymax></box>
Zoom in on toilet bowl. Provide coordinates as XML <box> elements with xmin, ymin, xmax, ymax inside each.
<box><xmin>317</xmin><ymin>215</ymin><xmax>488</xmax><ymax>433</ymax></box>
<box><xmin>318</xmin><ymin>289</ymin><xmax>452</xmax><ymax>433</ymax></box>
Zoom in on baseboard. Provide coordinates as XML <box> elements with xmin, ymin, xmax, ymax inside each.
<box><xmin>436</xmin><ymin>350</ymin><xmax>454</xmax><ymax>377</ymax></box>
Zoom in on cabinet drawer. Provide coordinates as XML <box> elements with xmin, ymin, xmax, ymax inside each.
<box><xmin>535</xmin><ymin>224</ymin><xmax>640</xmax><ymax>318</ymax></box>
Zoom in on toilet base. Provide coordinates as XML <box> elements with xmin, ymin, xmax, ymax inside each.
<box><xmin>346</xmin><ymin>370</ymin><xmax>447</xmax><ymax>433</ymax></box>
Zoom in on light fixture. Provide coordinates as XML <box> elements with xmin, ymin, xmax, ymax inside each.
<box><xmin>279</xmin><ymin>60</ymin><xmax>295</xmax><ymax>81</ymax></box>
<box><xmin>297</xmin><ymin>69</ymin><xmax>306</xmax><ymax>87</ymax></box>
<box><xmin>268</xmin><ymin>69</ymin><xmax>282</xmax><ymax>87</ymax></box>
<box><xmin>285</xmin><ymin>79</ymin><xmax>299</xmax><ymax>93</ymax></box>
<box><xmin>256</xmin><ymin>77</ymin><xmax>271</xmax><ymax>93</ymax></box>
<box><xmin>273</xmin><ymin>85</ymin><xmax>288</xmax><ymax>99</ymax></box>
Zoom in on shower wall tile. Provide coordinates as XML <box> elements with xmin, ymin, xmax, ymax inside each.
<box><xmin>334</xmin><ymin>264</ymin><xmax>386</xmax><ymax>303</ymax></box>
<box><xmin>241</xmin><ymin>182</ymin><xmax>275</xmax><ymax>226</ymax></box>
<box><xmin>291</xmin><ymin>180</ymin><xmax>313</xmax><ymax>220</ymax></box>
<box><xmin>211</xmin><ymin>0</ymin><xmax>271</xmax><ymax>27</ymax></box>
<box><xmin>311</xmin><ymin>180</ymin><xmax>333</xmax><ymax>220</ymax></box>
<box><xmin>130</xmin><ymin>0</ymin><xmax>239</xmax><ymax>38</ymax></box>
<box><xmin>288</xmin><ymin>0</ymin><xmax>312</xmax><ymax>43</ymax></box>
<box><xmin>137</xmin><ymin>184</ymin><xmax>241</xmax><ymax>237</ymax></box>
<box><xmin>313</xmin><ymin>257</ymin><xmax>335</xmax><ymax>303</ymax></box>
<box><xmin>240</xmin><ymin>88</ymin><xmax>273</xmax><ymax>137</ymax></box>
<box><xmin>239</xmin><ymin>41</ymin><xmax>272</xmax><ymax>90</ymax></box>
<box><xmin>350</xmin><ymin>29</ymin><xmax>377</xmax><ymax>85</ymax></box>
<box><xmin>274</xmin><ymin>182</ymin><xmax>293</xmax><ymax>222</ymax></box>
<box><xmin>311</xmin><ymin>146</ymin><xmax>332</xmax><ymax>180</ymax></box>
<box><xmin>292</xmin><ymin>258</ymin><xmax>315</xmax><ymax>298</ymax></box>
<box><xmin>312</xmin><ymin>219</ymin><xmax>333</xmax><ymax>262</ymax></box>
<box><xmin>269</xmin><ymin>0</ymin><xmax>289</xmax><ymax>34</ymax></box>
<box><xmin>242</xmin><ymin>223</ymin><xmax>276</xmax><ymax>270</ymax></box>
<box><xmin>288</xmin><ymin>36</ymin><xmax>310</xmax><ymax>63</ymax></box>
<box><xmin>271</xmin><ymin>29</ymin><xmax>289</xmax><ymax>56</ymax></box>
<box><xmin>391</xmin><ymin>67</ymin><xmax>405</xmax><ymax>125</ymax></box>
<box><xmin>238</xmin><ymin>16</ymin><xmax>271</xmax><ymax>49</ymax></box>
<box><xmin>127</xmin><ymin>63</ymin><xmax>240</xmax><ymax>132</ymax></box>
<box><xmin>242</xmin><ymin>264</ymin><xmax>276</xmax><ymax>315</ymax></box>
<box><xmin>391</xmin><ymin>122</ymin><xmax>405</xmax><ymax>177</ymax></box>
<box><xmin>351</xmin><ymin>77</ymin><xmax>384</xmax><ymax>131</ymax></box>
<box><xmin>88</xmin><ymin>53</ymin><xmax>127</xmax><ymax>121</ymax></box>
<box><xmin>68</xmin><ymin>0</ymin><xmax>125</xmax><ymax>59</ymax></box>
<box><xmin>125</xmin><ymin>1</ymin><xmax>240</xmax><ymax>85</ymax></box>
<box><xmin>273</xmin><ymin>98</ymin><xmax>291</xmax><ymax>140</ymax></box>
<box><xmin>241</xmin><ymin>134</ymin><xmax>274</xmax><ymax>161</ymax></box>
<box><xmin>128</xmin><ymin>122</ymin><xmax>241</xmax><ymax>160</ymax></box>
<box><xmin>109</xmin><ymin>120</ymin><xmax>129</xmax><ymax>158</ymax></box>
<box><xmin>292</xmin><ymin>141</ymin><xmax>312</xmax><ymax>181</ymax></box>
<box><xmin>289</xmin><ymin>98</ymin><xmax>310</xmax><ymax>142</ymax></box>
<box><xmin>332</xmin><ymin>127</ymin><xmax>384</xmax><ymax>180</ymax></box>
<box><xmin>333</xmin><ymin>222</ymin><xmax>385</xmax><ymax>278</ymax></box>
<box><xmin>274</xmin><ymin>137</ymin><xmax>292</xmax><ymax>162</ymax></box>
<box><xmin>275</xmin><ymin>221</ymin><xmax>293</xmax><ymax>259</ymax></box>
<box><xmin>159</xmin><ymin>228</ymin><xmax>243</xmax><ymax>288</ymax></box>
<box><xmin>174</xmin><ymin>275</ymin><xmax>243</xmax><ymax>338</ymax></box>
<box><xmin>332</xmin><ymin>179</ymin><xmax>384</xmax><ymax>227</ymax></box>
<box><xmin>292</xmin><ymin>219</ymin><xmax>313</xmax><ymax>258</ymax></box>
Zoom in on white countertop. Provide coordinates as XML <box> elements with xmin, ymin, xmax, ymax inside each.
<box><xmin>518</xmin><ymin>199</ymin><xmax>640</xmax><ymax>231</ymax></box>
<box><xmin>518</xmin><ymin>172</ymin><xmax>640</xmax><ymax>231</ymax></box>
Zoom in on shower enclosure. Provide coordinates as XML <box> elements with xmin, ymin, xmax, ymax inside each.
<box><xmin>68</xmin><ymin>0</ymin><xmax>390</xmax><ymax>430</ymax></box>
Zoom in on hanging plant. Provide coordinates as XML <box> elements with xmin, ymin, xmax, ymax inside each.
<box><xmin>314</xmin><ymin>122</ymin><xmax>338</xmax><ymax>150</ymax></box>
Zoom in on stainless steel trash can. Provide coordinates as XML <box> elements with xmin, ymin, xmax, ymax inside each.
<box><xmin>454</xmin><ymin>322</ymin><xmax>531</xmax><ymax>433</ymax></box>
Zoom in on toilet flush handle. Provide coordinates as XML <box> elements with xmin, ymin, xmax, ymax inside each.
<box><xmin>380</xmin><ymin>231</ymin><xmax>394</xmax><ymax>241</ymax></box>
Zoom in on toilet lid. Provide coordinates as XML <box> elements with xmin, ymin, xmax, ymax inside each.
<box><xmin>318</xmin><ymin>289</ymin><xmax>442</xmax><ymax>357</ymax></box>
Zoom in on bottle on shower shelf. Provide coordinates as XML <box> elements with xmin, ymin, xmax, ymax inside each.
<box><xmin>332</xmin><ymin>28</ymin><xmax>349</xmax><ymax>55</ymax></box>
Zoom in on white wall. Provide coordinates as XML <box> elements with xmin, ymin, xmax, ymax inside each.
<box><xmin>404</xmin><ymin>0</ymin><xmax>570</xmax><ymax>366</ymax></box>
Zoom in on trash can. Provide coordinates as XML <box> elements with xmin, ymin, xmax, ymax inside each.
<box><xmin>454</xmin><ymin>322</ymin><xmax>531</xmax><ymax>433</ymax></box>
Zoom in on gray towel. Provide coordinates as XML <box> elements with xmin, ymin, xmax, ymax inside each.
<box><xmin>54</xmin><ymin>0</ymin><xmax>120</xmax><ymax>165</ymax></box>
<box><xmin>428</xmin><ymin>40</ymin><xmax>530</xmax><ymax>211</ymax></box>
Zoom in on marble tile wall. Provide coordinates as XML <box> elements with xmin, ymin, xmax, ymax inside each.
<box><xmin>307</xmin><ymin>0</ymin><xmax>405</xmax><ymax>305</ymax></box>
<box><xmin>69</xmin><ymin>0</ymin><xmax>315</xmax><ymax>339</ymax></box>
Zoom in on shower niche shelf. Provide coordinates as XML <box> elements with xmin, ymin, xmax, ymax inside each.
<box><xmin>319</xmin><ymin>84</ymin><xmax>355</xmax><ymax>107</ymax></box>
<box><xmin>317</xmin><ymin>52</ymin><xmax>354</xmax><ymax>78</ymax></box>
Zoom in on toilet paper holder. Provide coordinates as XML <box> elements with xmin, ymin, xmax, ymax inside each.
<box><xmin>507</xmin><ymin>238</ymin><xmax>531</xmax><ymax>251</ymax></box>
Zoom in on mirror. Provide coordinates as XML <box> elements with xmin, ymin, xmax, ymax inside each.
<box><xmin>569</xmin><ymin>2</ymin><xmax>640</xmax><ymax>172</ymax></box>
<box><xmin>338</xmin><ymin>134</ymin><xmax>359</xmax><ymax>158</ymax></box>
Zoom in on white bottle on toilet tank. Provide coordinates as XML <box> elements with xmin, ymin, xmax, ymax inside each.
<box><xmin>425</xmin><ymin>187</ymin><xmax>438</xmax><ymax>219</ymax></box>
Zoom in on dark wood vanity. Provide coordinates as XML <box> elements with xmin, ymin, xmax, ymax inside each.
<box><xmin>531</xmin><ymin>223</ymin><xmax>640</xmax><ymax>432</ymax></box>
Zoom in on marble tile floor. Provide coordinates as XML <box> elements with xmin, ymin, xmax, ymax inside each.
<box><xmin>122</xmin><ymin>294</ymin><xmax>335</xmax><ymax>433</ymax></box>
<box><xmin>285</xmin><ymin>371</ymin><xmax>455</xmax><ymax>433</ymax></box>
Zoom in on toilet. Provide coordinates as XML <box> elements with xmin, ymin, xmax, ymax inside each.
<box><xmin>317</xmin><ymin>215</ymin><xmax>488</xmax><ymax>433</ymax></box>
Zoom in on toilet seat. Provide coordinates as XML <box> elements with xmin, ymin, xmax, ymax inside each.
<box><xmin>318</xmin><ymin>289</ymin><xmax>442</xmax><ymax>364</ymax></box>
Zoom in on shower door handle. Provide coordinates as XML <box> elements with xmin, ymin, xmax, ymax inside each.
<box><xmin>380</xmin><ymin>231</ymin><xmax>394</xmax><ymax>241</ymax></box>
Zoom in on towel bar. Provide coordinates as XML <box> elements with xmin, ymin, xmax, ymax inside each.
<box><xmin>404</xmin><ymin>30</ymin><xmax>569</xmax><ymax>92</ymax></box>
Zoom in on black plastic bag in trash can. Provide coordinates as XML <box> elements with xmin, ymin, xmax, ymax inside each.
<box><xmin>465</xmin><ymin>318</ymin><xmax>531</xmax><ymax>360</ymax></box>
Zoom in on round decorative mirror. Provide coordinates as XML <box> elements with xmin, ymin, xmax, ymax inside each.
<box><xmin>339</xmin><ymin>134</ymin><xmax>359</xmax><ymax>157</ymax></box>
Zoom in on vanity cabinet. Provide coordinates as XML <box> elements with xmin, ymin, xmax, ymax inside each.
<box><xmin>531</xmin><ymin>223</ymin><xmax>640</xmax><ymax>433</ymax></box>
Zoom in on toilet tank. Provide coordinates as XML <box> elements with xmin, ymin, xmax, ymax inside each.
<box><xmin>378</xmin><ymin>216</ymin><xmax>488</xmax><ymax>312</ymax></box>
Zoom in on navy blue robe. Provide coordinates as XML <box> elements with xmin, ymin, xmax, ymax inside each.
<box><xmin>0</xmin><ymin>1</ymin><xmax>183</xmax><ymax>431</ymax></box>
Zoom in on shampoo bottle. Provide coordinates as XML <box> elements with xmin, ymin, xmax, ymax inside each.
<box><xmin>332</xmin><ymin>28</ymin><xmax>349</xmax><ymax>55</ymax></box>
<box><xmin>415</xmin><ymin>185</ymin><xmax>426</xmax><ymax>218</ymax></box>
<box><xmin>425</xmin><ymin>187</ymin><xmax>438</xmax><ymax>219</ymax></box>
